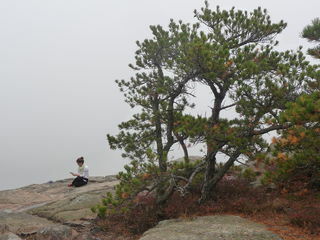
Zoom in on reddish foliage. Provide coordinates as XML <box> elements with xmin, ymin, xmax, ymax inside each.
<box><xmin>163</xmin><ymin>192</ymin><xmax>200</xmax><ymax>218</ymax></box>
<box><xmin>288</xmin><ymin>207</ymin><xmax>320</xmax><ymax>234</ymax></box>
<box><xmin>97</xmin><ymin>179</ymin><xmax>320</xmax><ymax>240</ymax></box>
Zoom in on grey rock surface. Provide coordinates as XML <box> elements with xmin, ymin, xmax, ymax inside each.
<box><xmin>27</xmin><ymin>178</ymin><xmax>118</xmax><ymax>223</ymax></box>
<box><xmin>36</xmin><ymin>224</ymin><xmax>78</xmax><ymax>240</ymax></box>
<box><xmin>27</xmin><ymin>191</ymin><xmax>108</xmax><ymax>222</ymax></box>
<box><xmin>0</xmin><ymin>232</ymin><xmax>22</xmax><ymax>240</ymax></box>
<box><xmin>0</xmin><ymin>176</ymin><xmax>118</xmax><ymax>213</ymax></box>
<box><xmin>0</xmin><ymin>176</ymin><xmax>119</xmax><ymax>239</ymax></box>
<box><xmin>140</xmin><ymin>215</ymin><xmax>283</xmax><ymax>240</ymax></box>
<box><xmin>170</xmin><ymin>156</ymin><xmax>203</xmax><ymax>164</ymax></box>
<box><xmin>0</xmin><ymin>212</ymin><xmax>54</xmax><ymax>235</ymax></box>
<box><xmin>74</xmin><ymin>233</ymin><xmax>101</xmax><ymax>240</ymax></box>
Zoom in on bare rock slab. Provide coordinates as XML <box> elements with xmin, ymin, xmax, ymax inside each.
<box><xmin>0</xmin><ymin>176</ymin><xmax>118</xmax><ymax>225</ymax></box>
<box><xmin>0</xmin><ymin>176</ymin><xmax>119</xmax><ymax>240</ymax></box>
<box><xmin>0</xmin><ymin>212</ymin><xmax>54</xmax><ymax>236</ymax></box>
<box><xmin>0</xmin><ymin>176</ymin><xmax>118</xmax><ymax>212</ymax></box>
<box><xmin>27</xmin><ymin>187</ymin><xmax>117</xmax><ymax>223</ymax></box>
<box><xmin>36</xmin><ymin>224</ymin><xmax>78</xmax><ymax>240</ymax></box>
<box><xmin>28</xmin><ymin>192</ymin><xmax>101</xmax><ymax>222</ymax></box>
<box><xmin>140</xmin><ymin>215</ymin><xmax>283</xmax><ymax>240</ymax></box>
<box><xmin>0</xmin><ymin>232</ymin><xmax>22</xmax><ymax>240</ymax></box>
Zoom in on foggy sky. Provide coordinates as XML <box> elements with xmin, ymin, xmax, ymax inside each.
<box><xmin>0</xmin><ymin>0</ymin><xmax>319</xmax><ymax>190</ymax></box>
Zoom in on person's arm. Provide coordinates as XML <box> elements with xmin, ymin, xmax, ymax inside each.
<box><xmin>70</xmin><ymin>172</ymin><xmax>80</xmax><ymax>177</ymax></box>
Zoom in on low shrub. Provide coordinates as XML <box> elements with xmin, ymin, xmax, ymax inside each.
<box><xmin>163</xmin><ymin>192</ymin><xmax>199</xmax><ymax>219</ymax></box>
<box><xmin>213</xmin><ymin>179</ymin><xmax>272</xmax><ymax>214</ymax></box>
<box><xmin>94</xmin><ymin>174</ymin><xmax>319</xmax><ymax>238</ymax></box>
<box><xmin>95</xmin><ymin>193</ymin><xmax>159</xmax><ymax>235</ymax></box>
<box><xmin>241</xmin><ymin>168</ymin><xmax>258</xmax><ymax>182</ymax></box>
<box><xmin>288</xmin><ymin>207</ymin><xmax>320</xmax><ymax>234</ymax></box>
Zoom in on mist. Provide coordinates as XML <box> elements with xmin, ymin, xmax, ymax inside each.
<box><xmin>0</xmin><ymin>0</ymin><xmax>319</xmax><ymax>190</ymax></box>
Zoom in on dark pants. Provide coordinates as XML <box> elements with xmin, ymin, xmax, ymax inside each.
<box><xmin>72</xmin><ymin>176</ymin><xmax>88</xmax><ymax>187</ymax></box>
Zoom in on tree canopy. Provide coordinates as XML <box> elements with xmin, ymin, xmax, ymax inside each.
<box><xmin>106</xmin><ymin>2</ymin><xmax>318</xmax><ymax>206</ymax></box>
<box><xmin>264</xmin><ymin>19</ymin><xmax>320</xmax><ymax>190</ymax></box>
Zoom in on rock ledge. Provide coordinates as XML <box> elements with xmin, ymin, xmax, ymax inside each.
<box><xmin>140</xmin><ymin>215</ymin><xmax>282</xmax><ymax>240</ymax></box>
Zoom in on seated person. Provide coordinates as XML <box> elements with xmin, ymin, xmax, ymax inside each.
<box><xmin>68</xmin><ymin>156</ymin><xmax>89</xmax><ymax>187</ymax></box>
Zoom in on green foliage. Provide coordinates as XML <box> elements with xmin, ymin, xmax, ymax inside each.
<box><xmin>93</xmin><ymin>159</ymin><xmax>159</xmax><ymax>218</ymax></box>
<box><xmin>108</xmin><ymin>19</ymin><xmax>199</xmax><ymax>173</ymax></box>
<box><xmin>194</xmin><ymin>2</ymin><xmax>287</xmax><ymax>48</ymax></box>
<box><xmin>241</xmin><ymin>168</ymin><xmax>258</xmax><ymax>182</ymax></box>
<box><xmin>265</xmin><ymin>92</ymin><xmax>320</xmax><ymax>190</ymax></box>
<box><xmin>302</xmin><ymin>18</ymin><xmax>320</xmax><ymax>59</ymax></box>
<box><xmin>106</xmin><ymin>1</ymin><xmax>318</xmax><ymax>205</ymax></box>
<box><xmin>169</xmin><ymin>159</ymin><xmax>202</xmax><ymax>177</ymax></box>
<box><xmin>97</xmin><ymin>206</ymin><xmax>107</xmax><ymax>218</ymax></box>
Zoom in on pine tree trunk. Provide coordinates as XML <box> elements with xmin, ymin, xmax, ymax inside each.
<box><xmin>199</xmin><ymin>150</ymin><xmax>241</xmax><ymax>203</ymax></box>
<box><xmin>199</xmin><ymin>150</ymin><xmax>216</xmax><ymax>203</ymax></box>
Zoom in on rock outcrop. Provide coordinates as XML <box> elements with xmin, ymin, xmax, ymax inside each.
<box><xmin>0</xmin><ymin>176</ymin><xmax>117</xmax><ymax>213</ymax></box>
<box><xmin>0</xmin><ymin>212</ymin><xmax>53</xmax><ymax>236</ymax></box>
<box><xmin>0</xmin><ymin>176</ymin><xmax>118</xmax><ymax>239</ymax></box>
<box><xmin>0</xmin><ymin>176</ymin><xmax>284</xmax><ymax>240</ymax></box>
<box><xmin>0</xmin><ymin>232</ymin><xmax>22</xmax><ymax>240</ymax></box>
<box><xmin>140</xmin><ymin>215</ymin><xmax>283</xmax><ymax>240</ymax></box>
<box><xmin>35</xmin><ymin>225</ymin><xmax>78</xmax><ymax>240</ymax></box>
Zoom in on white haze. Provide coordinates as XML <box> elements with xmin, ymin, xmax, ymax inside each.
<box><xmin>0</xmin><ymin>0</ymin><xmax>319</xmax><ymax>190</ymax></box>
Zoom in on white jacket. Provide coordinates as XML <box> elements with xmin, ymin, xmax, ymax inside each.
<box><xmin>78</xmin><ymin>165</ymin><xmax>89</xmax><ymax>179</ymax></box>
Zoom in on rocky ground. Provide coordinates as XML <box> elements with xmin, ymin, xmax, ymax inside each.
<box><xmin>0</xmin><ymin>176</ymin><xmax>284</xmax><ymax>240</ymax></box>
<box><xmin>0</xmin><ymin>176</ymin><xmax>119</xmax><ymax>240</ymax></box>
<box><xmin>140</xmin><ymin>215</ymin><xmax>283</xmax><ymax>240</ymax></box>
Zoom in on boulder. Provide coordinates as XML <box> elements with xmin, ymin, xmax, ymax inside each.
<box><xmin>0</xmin><ymin>232</ymin><xmax>22</xmax><ymax>240</ymax></box>
<box><xmin>139</xmin><ymin>215</ymin><xmax>283</xmax><ymax>240</ymax></box>
<box><xmin>0</xmin><ymin>212</ymin><xmax>54</xmax><ymax>236</ymax></box>
<box><xmin>28</xmin><ymin>191</ymin><xmax>109</xmax><ymax>223</ymax></box>
<box><xmin>36</xmin><ymin>225</ymin><xmax>78</xmax><ymax>240</ymax></box>
<box><xmin>0</xmin><ymin>224</ymin><xmax>9</xmax><ymax>234</ymax></box>
<box><xmin>74</xmin><ymin>233</ymin><xmax>100</xmax><ymax>240</ymax></box>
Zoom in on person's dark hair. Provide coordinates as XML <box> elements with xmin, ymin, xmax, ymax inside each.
<box><xmin>76</xmin><ymin>156</ymin><xmax>84</xmax><ymax>164</ymax></box>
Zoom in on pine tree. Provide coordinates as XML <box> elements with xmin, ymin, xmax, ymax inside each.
<box><xmin>188</xmin><ymin>2</ymin><xmax>313</xmax><ymax>202</ymax></box>
<box><xmin>302</xmin><ymin>18</ymin><xmax>320</xmax><ymax>59</ymax></box>
<box><xmin>107</xmin><ymin>2</ymin><xmax>316</xmax><ymax>205</ymax></box>
<box><xmin>264</xmin><ymin>19</ymin><xmax>320</xmax><ymax>190</ymax></box>
<box><xmin>107</xmin><ymin>21</ymin><xmax>199</xmax><ymax>203</ymax></box>
<box><xmin>266</xmin><ymin>92</ymin><xmax>320</xmax><ymax>190</ymax></box>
